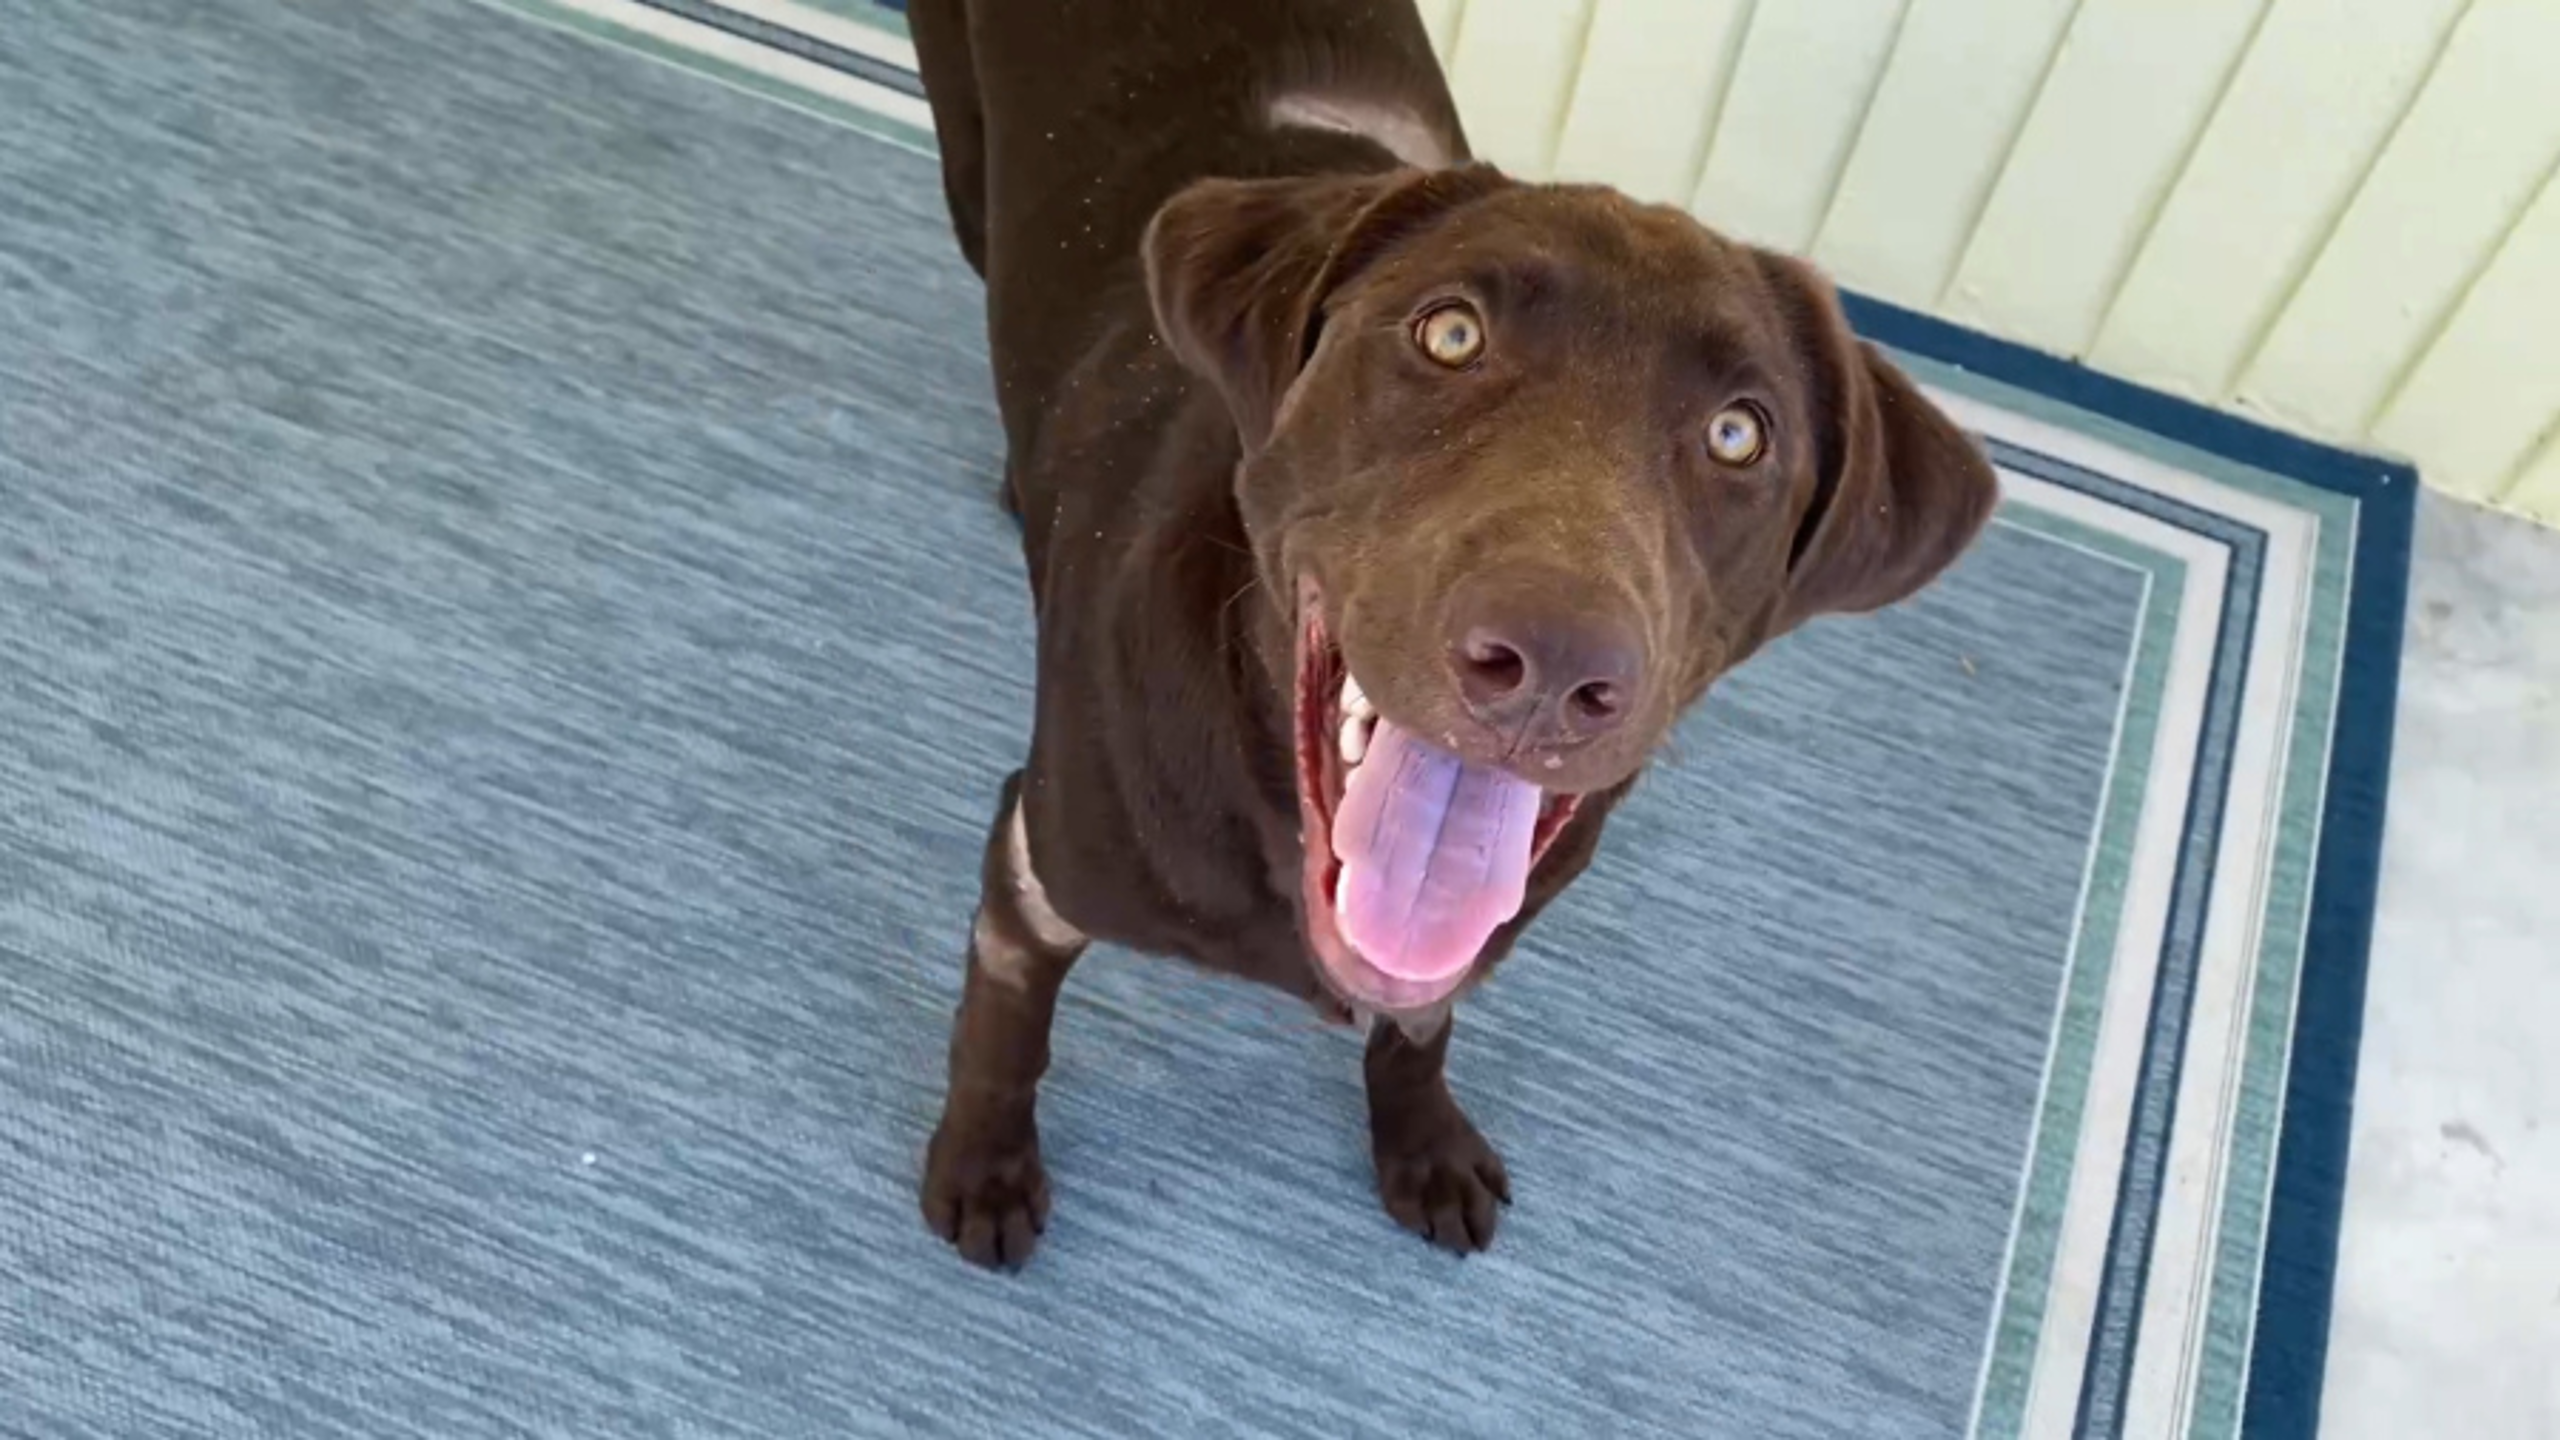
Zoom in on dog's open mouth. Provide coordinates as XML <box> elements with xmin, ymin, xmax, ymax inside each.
<box><xmin>1295</xmin><ymin>590</ymin><xmax>1579</xmax><ymax>1015</ymax></box>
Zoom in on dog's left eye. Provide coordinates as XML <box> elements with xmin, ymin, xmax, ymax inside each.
<box><xmin>1704</xmin><ymin>403</ymin><xmax>1768</xmax><ymax>466</ymax></box>
<box><xmin>1413</xmin><ymin>302</ymin><xmax>1486</xmax><ymax>368</ymax></box>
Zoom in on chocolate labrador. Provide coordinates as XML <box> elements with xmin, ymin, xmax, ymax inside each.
<box><xmin>904</xmin><ymin>0</ymin><xmax>1999</xmax><ymax>1269</ymax></box>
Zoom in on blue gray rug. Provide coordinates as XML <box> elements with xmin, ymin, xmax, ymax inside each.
<box><xmin>0</xmin><ymin>2</ymin><xmax>2412</xmax><ymax>1437</ymax></box>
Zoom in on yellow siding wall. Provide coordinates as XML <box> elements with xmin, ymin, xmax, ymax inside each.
<box><xmin>1418</xmin><ymin>0</ymin><xmax>2560</xmax><ymax>526</ymax></box>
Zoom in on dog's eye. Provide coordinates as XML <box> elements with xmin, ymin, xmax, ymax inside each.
<box><xmin>1413</xmin><ymin>302</ymin><xmax>1486</xmax><ymax>368</ymax></box>
<box><xmin>1704</xmin><ymin>403</ymin><xmax>1768</xmax><ymax>466</ymax></box>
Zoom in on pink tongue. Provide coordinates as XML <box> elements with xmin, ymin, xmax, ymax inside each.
<box><xmin>1329</xmin><ymin>719</ymin><xmax>1542</xmax><ymax>983</ymax></box>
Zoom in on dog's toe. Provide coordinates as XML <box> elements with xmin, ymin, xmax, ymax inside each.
<box><xmin>1375</xmin><ymin>1121</ymin><xmax>1509</xmax><ymax>1254</ymax></box>
<box><xmin>921</xmin><ymin>1123</ymin><xmax>1051</xmax><ymax>1271</ymax></box>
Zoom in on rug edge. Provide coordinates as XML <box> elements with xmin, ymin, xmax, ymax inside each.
<box><xmin>1840</xmin><ymin>291</ymin><xmax>2418</xmax><ymax>1440</ymax></box>
<box><xmin>421</xmin><ymin>2</ymin><xmax>2422</xmax><ymax>1420</ymax></box>
<box><xmin>2237</xmin><ymin>464</ymin><xmax>2415</xmax><ymax>1440</ymax></box>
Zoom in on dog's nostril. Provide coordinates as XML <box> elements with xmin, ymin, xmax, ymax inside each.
<box><xmin>1457</xmin><ymin>632</ymin><xmax>1530</xmax><ymax>702</ymax></box>
<box><xmin>1447</xmin><ymin>594</ymin><xmax>1645</xmax><ymax>745</ymax></box>
<box><xmin>1570</xmin><ymin>680</ymin><xmax>1623</xmax><ymax>722</ymax></box>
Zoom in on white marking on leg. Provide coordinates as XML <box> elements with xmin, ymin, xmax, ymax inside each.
<box><xmin>973</xmin><ymin>801</ymin><xmax>1085</xmax><ymax>987</ymax></box>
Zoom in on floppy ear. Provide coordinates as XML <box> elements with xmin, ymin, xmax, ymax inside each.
<box><xmin>1758</xmin><ymin>252</ymin><xmax>1999</xmax><ymax>630</ymax></box>
<box><xmin>1142</xmin><ymin>165</ymin><xmax>1510</xmax><ymax>448</ymax></box>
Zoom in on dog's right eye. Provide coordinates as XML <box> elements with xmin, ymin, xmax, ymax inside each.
<box><xmin>1704</xmin><ymin>403</ymin><xmax>1769</xmax><ymax>467</ymax></box>
<box><xmin>1413</xmin><ymin>302</ymin><xmax>1486</xmax><ymax>369</ymax></box>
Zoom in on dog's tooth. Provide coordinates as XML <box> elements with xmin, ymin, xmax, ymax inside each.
<box><xmin>1339</xmin><ymin>713</ymin><xmax>1369</xmax><ymax>765</ymax></box>
<box><xmin>1341</xmin><ymin>675</ymin><xmax>1372</xmax><ymax>720</ymax></box>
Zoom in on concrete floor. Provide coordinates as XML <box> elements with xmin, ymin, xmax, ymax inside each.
<box><xmin>2322</xmin><ymin>495</ymin><xmax>2560</xmax><ymax>1438</ymax></box>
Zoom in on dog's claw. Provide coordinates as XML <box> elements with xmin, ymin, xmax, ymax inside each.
<box><xmin>922</xmin><ymin>1120</ymin><xmax>1051</xmax><ymax>1271</ymax></box>
<box><xmin>1374</xmin><ymin>1115</ymin><xmax>1510</xmax><ymax>1254</ymax></box>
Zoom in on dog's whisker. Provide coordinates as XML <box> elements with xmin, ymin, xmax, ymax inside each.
<box><xmin>1216</xmin><ymin>575</ymin><xmax>1261</xmax><ymax>623</ymax></box>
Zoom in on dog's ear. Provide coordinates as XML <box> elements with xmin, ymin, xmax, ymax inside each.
<box><xmin>1757</xmin><ymin>252</ymin><xmax>1999</xmax><ymax>630</ymax></box>
<box><xmin>1143</xmin><ymin>165</ymin><xmax>1509</xmax><ymax>448</ymax></box>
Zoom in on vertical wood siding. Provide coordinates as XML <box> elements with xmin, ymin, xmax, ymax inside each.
<box><xmin>1426</xmin><ymin>0</ymin><xmax>2560</xmax><ymax>524</ymax></box>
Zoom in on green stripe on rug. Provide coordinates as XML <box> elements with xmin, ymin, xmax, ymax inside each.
<box><xmin>1972</xmin><ymin>507</ymin><xmax>2186</xmax><ymax>1440</ymax></box>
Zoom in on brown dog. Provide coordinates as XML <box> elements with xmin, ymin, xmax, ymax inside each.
<box><xmin>905</xmin><ymin>0</ymin><xmax>1998</xmax><ymax>1269</ymax></box>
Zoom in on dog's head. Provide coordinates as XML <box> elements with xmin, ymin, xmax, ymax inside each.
<box><xmin>1144</xmin><ymin>165</ymin><xmax>1996</xmax><ymax>1017</ymax></box>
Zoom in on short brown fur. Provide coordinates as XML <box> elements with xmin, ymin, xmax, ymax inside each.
<box><xmin>905</xmin><ymin>0</ymin><xmax>1997</xmax><ymax>1269</ymax></box>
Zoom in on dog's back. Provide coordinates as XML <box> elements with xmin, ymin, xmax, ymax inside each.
<box><xmin>908</xmin><ymin>0</ymin><xmax>1464</xmax><ymax>455</ymax></box>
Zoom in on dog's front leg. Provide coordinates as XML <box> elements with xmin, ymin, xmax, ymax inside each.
<box><xmin>1366</xmin><ymin>1015</ymin><xmax>1510</xmax><ymax>1254</ymax></box>
<box><xmin>920</xmin><ymin>776</ymin><xmax>1085</xmax><ymax>1270</ymax></box>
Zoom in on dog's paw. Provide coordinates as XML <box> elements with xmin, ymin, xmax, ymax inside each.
<box><xmin>920</xmin><ymin>1118</ymin><xmax>1050</xmax><ymax>1271</ymax></box>
<box><xmin>1374</xmin><ymin>1112</ymin><xmax>1511</xmax><ymax>1254</ymax></box>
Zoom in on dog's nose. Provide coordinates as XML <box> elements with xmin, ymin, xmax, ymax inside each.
<box><xmin>1447</xmin><ymin>601</ymin><xmax>1644</xmax><ymax>747</ymax></box>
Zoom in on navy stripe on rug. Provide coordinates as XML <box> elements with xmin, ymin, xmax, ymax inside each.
<box><xmin>1843</xmin><ymin>291</ymin><xmax>2416</xmax><ymax>1440</ymax></box>
<box><xmin>636</xmin><ymin>0</ymin><xmax>923</xmax><ymax>96</ymax></box>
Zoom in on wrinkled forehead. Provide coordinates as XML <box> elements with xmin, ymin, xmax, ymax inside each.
<box><xmin>1349</xmin><ymin>189</ymin><xmax>1794</xmax><ymax>388</ymax></box>
<box><xmin>1363</xmin><ymin>191</ymin><xmax>1779</xmax><ymax>342</ymax></box>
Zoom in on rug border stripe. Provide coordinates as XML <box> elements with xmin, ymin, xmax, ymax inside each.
<box><xmin>463</xmin><ymin>0</ymin><xmax>936</xmax><ymax>151</ymax></box>
<box><xmin>2190</xmin><ymin>500</ymin><xmax>2354</xmax><ymax>1438</ymax></box>
<box><xmin>2236</xmin><ymin>453</ymin><xmax>2412</xmax><ymax>1440</ymax></box>
<box><xmin>2079</xmin><ymin>480</ymin><xmax>2326</xmax><ymax>1439</ymax></box>
<box><xmin>1964</xmin><ymin>504</ymin><xmax>2184</xmax><ymax>1440</ymax></box>
<box><xmin>1963</xmin><ymin>451</ymin><xmax>2265</xmax><ymax>1440</ymax></box>
<box><xmin>2153</xmin><ymin>498</ymin><xmax>2345</xmax><ymax>1439</ymax></box>
<box><xmin>1842</xmin><ymin>294</ymin><xmax>2414</xmax><ymax>1440</ymax></box>
<box><xmin>1903</xmin><ymin>380</ymin><xmax>2345</xmax><ymax>1440</ymax></box>
<box><xmin>627</xmin><ymin>0</ymin><xmax>925</xmax><ymax>97</ymax></box>
<box><xmin>718</xmin><ymin>0</ymin><xmax>917</xmax><ymax>65</ymax></box>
